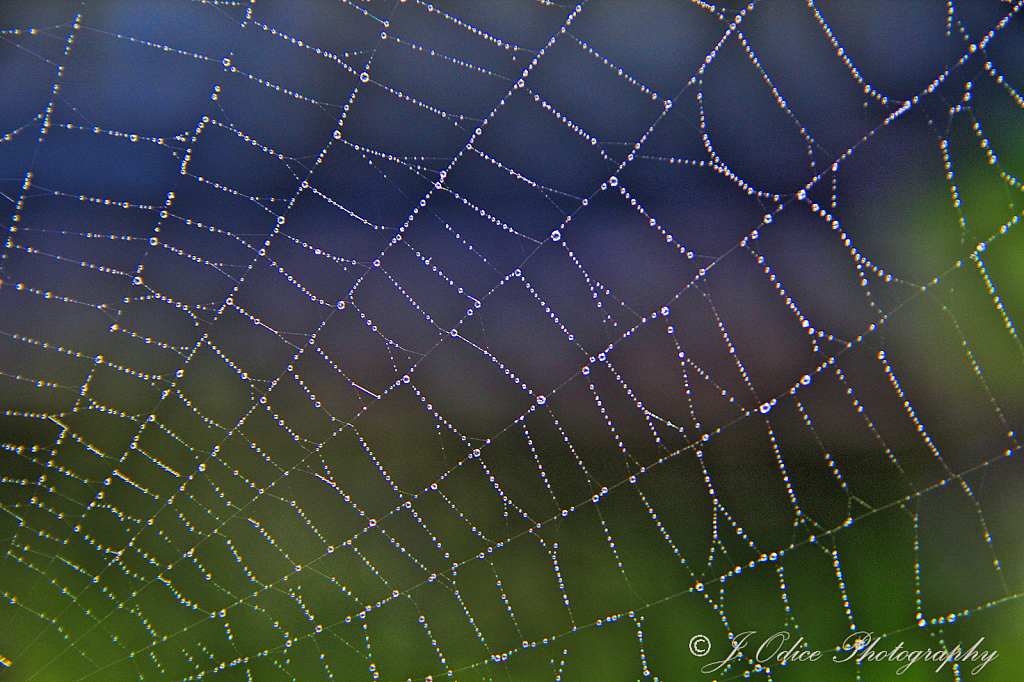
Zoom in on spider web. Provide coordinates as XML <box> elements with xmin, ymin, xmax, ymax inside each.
<box><xmin>1</xmin><ymin>1</ymin><xmax>1023</xmax><ymax>680</ymax></box>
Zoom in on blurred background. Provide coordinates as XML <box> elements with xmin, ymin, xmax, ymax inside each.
<box><xmin>0</xmin><ymin>1</ymin><xmax>1022</xmax><ymax>680</ymax></box>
